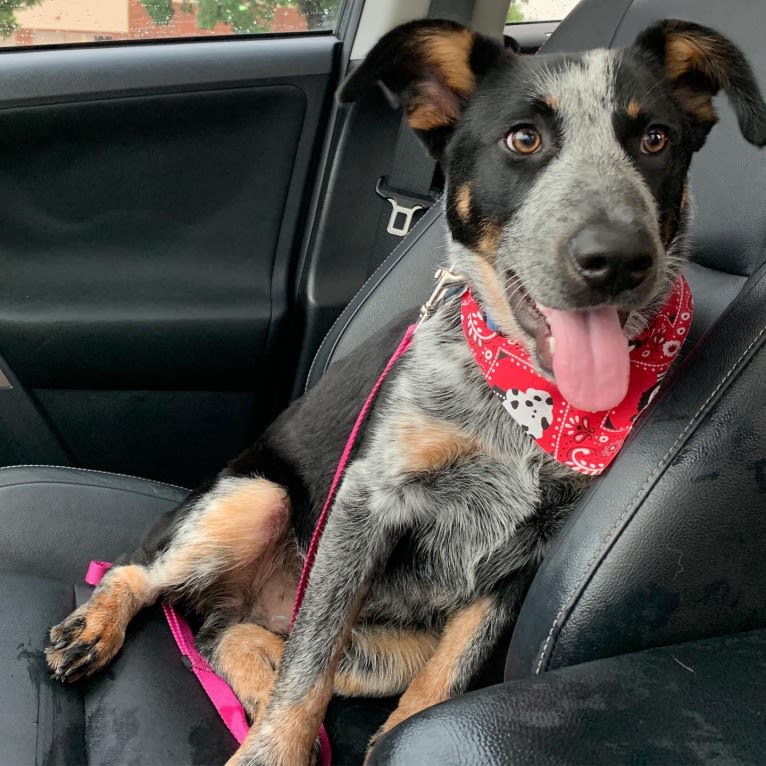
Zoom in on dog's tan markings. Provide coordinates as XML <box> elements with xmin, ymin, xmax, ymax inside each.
<box><xmin>162</xmin><ymin>478</ymin><xmax>290</xmax><ymax>588</ymax></box>
<box><xmin>370</xmin><ymin>599</ymin><xmax>491</xmax><ymax>747</ymax></box>
<box><xmin>212</xmin><ymin>623</ymin><xmax>285</xmax><ymax>721</ymax></box>
<box><xmin>664</xmin><ymin>27</ymin><xmax>724</xmax><ymax>125</ymax></box>
<box><xmin>407</xmin><ymin>28</ymin><xmax>476</xmax><ymax>131</ymax></box>
<box><xmin>660</xmin><ymin>212</ymin><xmax>678</xmax><ymax>249</ymax></box>
<box><xmin>455</xmin><ymin>182</ymin><xmax>473</xmax><ymax>223</ymax></box>
<box><xmin>626</xmin><ymin>98</ymin><xmax>642</xmax><ymax>118</ymax></box>
<box><xmin>47</xmin><ymin>564</ymin><xmax>155</xmax><ymax>680</ymax></box>
<box><xmin>397</xmin><ymin>412</ymin><xmax>480</xmax><ymax>474</ymax></box>
<box><xmin>335</xmin><ymin>625</ymin><xmax>438</xmax><ymax>697</ymax></box>
<box><xmin>418</xmin><ymin>27</ymin><xmax>476</xmax><ymax>95</ymax></box>
<box><xmin>477</xmin><ymin>218</ymin><xmax>502</xmax><ymax>259</ymax></box>
<box><xmin>542</xmin><ymin>93</ymin><xmax>559</xmax><ymax>110</ymax></box>
<box><xmin>473</xmin><ymin>256</ymin><xmax>521</xmax><ymax>340</ymax></box>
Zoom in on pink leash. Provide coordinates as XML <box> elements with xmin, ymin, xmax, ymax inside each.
<box><xmin>291</xmin><ymin>323</ymin><xmax>416</xmax><ymax>627</ymax></box>
<box><xmin>82</xmin><ymin>323</ymin><xmax>417</xmax><ymax>766</ymax></box>
<box><xmin>85</xmin><ymin>560</ymin><xmax>329</xmax><ymax>760</ymax></box>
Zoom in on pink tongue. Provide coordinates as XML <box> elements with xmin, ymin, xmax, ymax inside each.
<box><xmin>547</xmin><ymin>307</ymin><xmax>629</xmax><ymax>412</ymax></box>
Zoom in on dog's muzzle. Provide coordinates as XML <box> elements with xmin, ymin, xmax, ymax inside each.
<box><xmin>566</xmin><ymin>221</ymin><xmax>655</xmax><ymax>296</ymax></box>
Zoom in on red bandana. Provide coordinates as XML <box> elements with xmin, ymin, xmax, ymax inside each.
<box><xmin>461</xmin><ymin>276</ymin><xmax>693</xmax><ymax>475</ymax></box>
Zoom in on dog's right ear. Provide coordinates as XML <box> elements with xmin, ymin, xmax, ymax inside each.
<box><xmin>337</xmin><ymin>19</ymin><xmax>505</xmax><ymax>158</ymax></box>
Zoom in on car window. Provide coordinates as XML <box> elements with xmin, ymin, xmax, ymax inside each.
<box><xmin>507</xmin><ymin>0</ymin><xmax>580</xmax><ymax>23</ymax></box>
<box><xmin>0</xmin><ymin>0</ymin><xmax>342</xmax><ymax>48</ymax></box>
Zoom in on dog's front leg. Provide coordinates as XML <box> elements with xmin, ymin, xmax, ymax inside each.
<box><xmin>364</xmin><ymin>567</ymin><xmax>536</xmax><ymax>762</ymax></box>
<box><xmin>227</xmin><ymin>476</ymin><xmax>397</xmax><ymax>766</ymax></box>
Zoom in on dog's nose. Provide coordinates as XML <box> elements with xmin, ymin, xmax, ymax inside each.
<box><xmin>568</xmin><ymin>223</ymin><xmax>654</xmax><ymax>294</ymax></box>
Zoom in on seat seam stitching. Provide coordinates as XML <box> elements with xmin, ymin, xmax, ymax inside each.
<box><xmin>0</xmin><ymin>464</ymin><xmax>189</xmax><ymax>492</ymax></box>
<box><xmin>535</xmin><ymin>321</ymin><xmax>766</xmax><ymax>674</ymax></box>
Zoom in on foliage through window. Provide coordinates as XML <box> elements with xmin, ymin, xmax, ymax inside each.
<box><xmin>0</xmin><ymin>0</ymin><xmax>341</xmax><ymax>48</ymax></box>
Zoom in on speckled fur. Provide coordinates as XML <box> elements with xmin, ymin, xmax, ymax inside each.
<box><xmin>46</xmin><ymin>16</ymin><xmax>766</xmax><ymax>766</ymax></box>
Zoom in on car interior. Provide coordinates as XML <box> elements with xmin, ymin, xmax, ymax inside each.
<box><xmin>1</xmin><ymin>0</ymin><xmax>765</xmax><ymax>764</ymax></box>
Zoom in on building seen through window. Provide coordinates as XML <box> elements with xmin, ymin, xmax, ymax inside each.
<box><xmin>0</xmin><ymin>1</ymin><xmax>341</xmax><ymax>48</ymax></box>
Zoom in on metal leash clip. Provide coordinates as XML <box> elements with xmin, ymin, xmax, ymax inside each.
<box><xmin>415</xmin><ymin>267</ymin><xmax>466</xmax><ymax>330</ymax></box>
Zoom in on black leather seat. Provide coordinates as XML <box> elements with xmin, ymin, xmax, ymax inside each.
<box><xmin>3</xmin><ymin>1</ymin><xmax>766</xmax><ymax>764</ymax></box>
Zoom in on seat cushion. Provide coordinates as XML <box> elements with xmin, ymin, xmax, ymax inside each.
<box><xmin>0</xmin><ymin>466</ymin><xmax>392</xmax><ymax>765</ymax></box>
<box><xmin>0</xmin><ymin>466</ymin><xmax>240</xmax><ymax>766</ymax></box>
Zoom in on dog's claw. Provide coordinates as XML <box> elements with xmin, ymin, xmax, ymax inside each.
<box><xmin>46</xmin><ymin>604</ymin><xmax>123</xmax><ymax>683</ymax></box>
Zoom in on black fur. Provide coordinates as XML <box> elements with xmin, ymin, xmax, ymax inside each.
<box><xmin>45</xmin><ymin>18</ymin><xmax>766</xmax><ymax>766</ymax></box>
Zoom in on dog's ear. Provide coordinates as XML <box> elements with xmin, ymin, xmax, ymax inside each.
<box><xmin>633</xmin><ymin>19</ymin><xmax>766</xmax><ymax>150</ymax></box>
<box><xmin>337</xmin><ymin>19</ymin><xmax>505</xmax><ymax>158</ymax></box>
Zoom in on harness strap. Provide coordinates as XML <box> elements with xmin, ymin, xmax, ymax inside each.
<box><xmin>82</xmin><ymin>319</ymin><xmax>425</xmax><ymax>763</ymax></box>
<box><xmin>84</xmin><ymin>560</ymin><xmax>332</xmax><ymax>764</ymax></box>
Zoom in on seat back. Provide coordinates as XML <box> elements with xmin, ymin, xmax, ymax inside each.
<box><xmin>306</xmin><ymin>0</ymin><xmax>766</xmax><ymax>678</ymax></box>
<box><xmin>509</xmin><ymin>0</ymin><xmax>766</xmax><ymax>676</ymax></box>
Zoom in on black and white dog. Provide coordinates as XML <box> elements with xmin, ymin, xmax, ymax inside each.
<box><xmin>47</xmin><ymin>18</ymin><xmax>766</xmax><ymax>766</ymax></box>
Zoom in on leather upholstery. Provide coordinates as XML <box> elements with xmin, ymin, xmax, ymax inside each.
<box><xmin>505</xmin><ymin>0</ymin><xmax>766</xmax><ymax>678</ymax></box>
<box><xmin>0</xmin><ymin>466</ymin><xmax>392</xmax><ymax>765</ymax></box>
<box><xmin>305</xmin><ymin>200</ymin><xmax>449</xmax><ymax>390</ymax></box>
<box><xmin>2</xmin><ymin>1</ymin><xmax>765</xmax><ymax>764</ymax></box>
<box><xmin>509</xmin><ymin>258</ymin><xmax>766</xmax><ymax>676</ymax></box>
<box><xmin>0</xmin><ymin>467</ymin><xmax>239</xmax><ymax>766</ymax></box>
<box><xmin>369</xmin><ymin>628</ymin><xmax>766</xmax><ymax>765</ymax></box>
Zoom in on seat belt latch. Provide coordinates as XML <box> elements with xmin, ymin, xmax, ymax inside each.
<box><xmin>376</xmin><ymin>176</ymin><xmax>437</xmax><ymax>237</ymax></box>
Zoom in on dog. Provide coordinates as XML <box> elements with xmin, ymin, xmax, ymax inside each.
<box><xmin>46</xmin><ymin>17</ymin><xmax>766</xmax><ymax>766</ymax></box>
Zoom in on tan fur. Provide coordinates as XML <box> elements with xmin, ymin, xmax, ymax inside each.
<box><xmin>228</xmin><ymin>676</ymin><xmax>334</xmax><ymax>766</ymax></box>
<box><xmin>213</xmin><ymin>623</ymin><xmax>285</xmax><ymax>720</ymax></box>
<box><xmin>681</xmin><ymin>181</ymin><xmax>690</xmax><ymax>211</ymax></box>
<box><xmin>156</xmin><ymin>478</ymin><xmax>290</xmax><ymax>590</ymax></box>
<box><xmin>477</xmin><ymin>218</ymin><xmax>502</xmax><ymax>258</ymax></box>
<box><xmin>408</xmin><ymin>97</ymin><xmax>462</xmax><ymax>131</ymax></box>
<box><xmin>335</xmin><ymin>626</ymin><xmax>439</xmax><ymax>697</ymax></box>
<box><xmin>626</xmin><ymin>98</ymin><xmax>642</xmax><ymax>118</ymax></box>
<box><xmin>455</xmin><ymin>181</ymin><xmax>473</xmax><ymax>223</ymax></box>
<box><xmin>474</xmin><ymin>256</ymin><xmax>523</xmax><ymax>341</ymax></box>
<box><xmin>543</xmin><ymin>93</ymin><xmax>559</xmax><ymax>110</ymax></box>
<box><xmin>420</xmin><ymin>27</ymin><xmax>476</xmax><ymax>96</ymax></box>
<box><xmin>664</xmin><ymin>28</ymin><xmax>725</xmax><ymax>124</ymax></box>
<box><xmin>47</xmin><ymin>565</ymin><xmax>155</xmax><ymax>679</ymax></box>
<box><xmin>407</xmin><ymin>28</ymin><xmax>476</xmax><ymax>130</ymax></box>
<box><xmin>213</xmin><ymin>620</ymin><xmax>437</xmax><ymax>710</ymax></box>
<box><xmin>397</xmin><ymin>412</ymin><xmax>480</xmax><ymax>474</ymax></box>
<box><xmin>674</xmin><ymin>87</ymin><xmax>718</xmax><ymax>123</ymax></box>
<box><xmin>373</xmin><ymin>599</ymin><xmax>491</xmax><ymax>740</ymax></box>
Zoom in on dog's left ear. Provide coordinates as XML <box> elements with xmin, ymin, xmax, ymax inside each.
<box><xmin>633</xmin><ymin>19</ymin><xmax>766</xmax><ymax>150</ymax></box>
<box><xmin>337</xmin><ymin>19</ymin><xmax>505</xmax><ymax>158</ymax></box>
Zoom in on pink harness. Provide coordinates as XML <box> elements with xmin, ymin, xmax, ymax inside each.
<box><xmin>83</xmin><ymin>322</ymin><xmax>418</xmax><ymax>765</ymax></box>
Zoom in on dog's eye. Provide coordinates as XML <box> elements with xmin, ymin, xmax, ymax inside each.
<box><xmin>641</xmin><ymin>126</ymin><xmax>669</xmax><ymax>154</ymax></box>
<box><xmin>505</xmin><ymin>125</ymin><xmax>542</xmax><ymax>155</ymax></box>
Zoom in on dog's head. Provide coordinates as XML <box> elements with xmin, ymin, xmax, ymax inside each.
<box><xmin>340</xmin><ymin>19</ymin><xmax>766</xmax><ymax>411</ymax></box>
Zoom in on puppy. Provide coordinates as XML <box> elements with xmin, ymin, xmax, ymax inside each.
<box><xmin>46</xmin><ymin>18</ymin><xmax>766</xmax><ymax>766</ymax></box>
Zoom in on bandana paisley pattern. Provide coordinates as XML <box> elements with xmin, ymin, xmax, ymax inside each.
<box><xmin>461</xmin><ymin>276</ymin><xmax>693</xmax><ymax>475</ymax></box>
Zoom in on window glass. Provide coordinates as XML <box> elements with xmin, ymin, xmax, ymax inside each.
<box><xmin>0</xmin><ymin>0</ymin><xmax>341</xmax><ymax>48</ymax></box>
<box><xmin>507</xmin><ymin>0</ymin><xmax>580</xmax><ymax>23</ymax></box>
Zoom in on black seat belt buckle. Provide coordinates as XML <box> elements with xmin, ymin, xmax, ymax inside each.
<box><xmin>376</xmin><ymin>177</ymin><xmax>439</xmax><ymax>237</ymax></box>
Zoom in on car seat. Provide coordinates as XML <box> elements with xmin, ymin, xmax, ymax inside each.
<box><xmin>2</xmin><ymin>1</ymin><xmax>765</xmax><ymax>764</ymax></box>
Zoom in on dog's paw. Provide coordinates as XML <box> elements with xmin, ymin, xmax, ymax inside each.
<box><xmin>46</xmin><ymin>603</ymin><xmax>125</xmax><ymax>682</ymax></box>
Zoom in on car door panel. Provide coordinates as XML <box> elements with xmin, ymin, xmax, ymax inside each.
<box><xmin>0</xmin><ymin>36</ymin><xmax>339</xmax><ymax>485</ymax></box>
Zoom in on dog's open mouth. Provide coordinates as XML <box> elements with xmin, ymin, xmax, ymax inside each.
<box><xmin>506</xmin><ymin>271</ymin><xmax>630</xmax><ymax>412</ymax></box>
